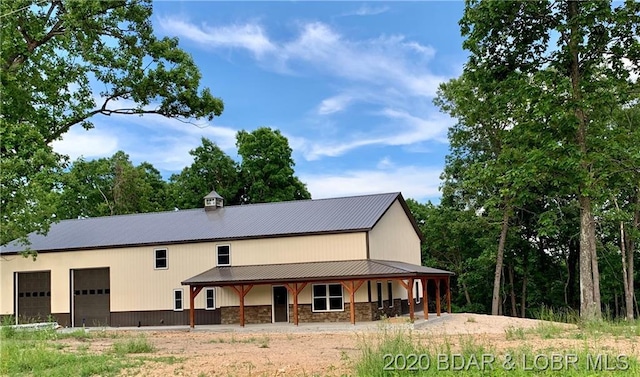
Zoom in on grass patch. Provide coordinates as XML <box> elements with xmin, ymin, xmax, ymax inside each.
<box><xmin>354</xmin><ymin>325</ymin><xmax>638</xmax><ymax>376</ymax></box>
<box><xmin>505</xmin><ymin>326</ymin><xmax>526</xmax><ymax>340</ymax></box>
<box><xmin>112</xmin><ymin>336</ymin><xmax>156</xmax><ymax>354</ymax></box>
<box><xmin>1</xmin><ymin>321</ymin><xmax>170</xmax><ymax>377</ymax></box>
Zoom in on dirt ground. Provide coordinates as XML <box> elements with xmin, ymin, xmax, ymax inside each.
<box><xmin>60</xmin><ymin>313</ymin><xmax>640</xmax><ymax>376</ymax></box>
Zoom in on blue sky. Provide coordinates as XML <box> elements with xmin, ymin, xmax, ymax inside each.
<box><xmin>52</xmin><ymin>1</ymin><xmax>468</xmax><ymax>203</ymax></box>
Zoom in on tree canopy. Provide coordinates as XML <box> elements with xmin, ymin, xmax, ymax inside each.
<box><xmin>1</xmin><ymin>0</ymin><xmax>223</xmax><ymax>245</ymax></box>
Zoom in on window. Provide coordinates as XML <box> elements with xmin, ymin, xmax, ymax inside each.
<box><xmin>387</xmin><ymin>281</ymin><xmax>394</xmax><ymax>307</ymax></box>
<box><xmin>155</xmin><ymin>249</ymin><xmax>168</xmax><ymax>269</ymax></box>
<box><xmin>376</xmin><ymin>282</ymin><xmax>383</xmax><ymax>309</ymax></box>
<box><xmin>217</xmin><ymin>245</ymin><xmax>230</xmax><ymax>266</ymax></box>
<box><xmin>312</xmin><ymin>284</ymin><xmax>344</xmax><ymax>312</ymax></box>
<box><xmin>205</xmin><ymin>288</ymin><xmax>216</xmax><ymax>310</ymax></box>
<box><xmin>173</xmin><ymin>289</ymin><xmax>183</xmax><ymax>311</ymax></box>
<box><xmin>415</xmin><ymin>281</ymin><xmax>421</xmax><ymax>304</ymax></box>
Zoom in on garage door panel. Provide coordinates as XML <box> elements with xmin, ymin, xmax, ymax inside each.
<box><xmin>17</xmin><ymin>271</ymin><xmax>51</xmax><ymax>323</ymax></box>
<box><xmin>73</xmin><ymin>268</ymin><xmax>110</xmax><ymax>327</ymax></box>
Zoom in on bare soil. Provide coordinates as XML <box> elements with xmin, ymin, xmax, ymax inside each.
<box><xmin>58</xmin><ymin>313</ymin><xmax>640</xmax><ymax>376</ymax></box>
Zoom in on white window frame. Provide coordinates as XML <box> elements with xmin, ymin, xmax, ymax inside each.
<box><xmin>217</xmin><ymin>244</ymin><xmax>230</xmax><ymax>266</ymax></box>
<box><xmin>205</xmin><ymin>198</ymin><xmax>216</xmax><ymax>206</ymax></box>
<box><xmin>312</xmin><ymin>283</ymin><xmax>344</xmax><ymax>312</ymax></box>
<box><xmin>173</xmin><ymin>289</ymin><xmax>183</xmax><ymax>311</ymax></box>
<box><xmin>387</xmin><ymin>281</ymin><xmax>394</xmax><ymax>307</ymax></box>
<box><xmin>415</xmin><ymin>281</ymin><xmax>421</xmax><ymax>304</ymax></box>
<box><xmin>376</xmin><ymin>281</ymin><xmax>383</xmax><ymax>309</ymax></box>
<box><xmin>205</xmin><ymin>288</ymin><xmax>216</xmax><ymax>310</ymax></box>
<box><xmin>154</xmin><ymin>248</ymin><xmax>168</xmax><ymax>270</ymax></box>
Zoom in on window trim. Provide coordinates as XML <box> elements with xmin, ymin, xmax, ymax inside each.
<box><xmin>205</xmin><ymin>288</ymin><xmax>216</xmax><ymax>310</ymax></box>
<box><xmin>311</xmin><ymin>283</ymin><xmax>344</xmax><ymax>312</ymax></box>
<box><xmin>376</xmin><ymin>281</ymin><xmax>383</xmax><ymax>309</ymax></box>
<box><xmin>415</xmin><ymin>281</ymin><xmax>421</xmax><ymax>304</ymax></box>
<box><xmin>217</xmin><ymin>244</ymin><xmax>231</xmax><ymax>266</ymax></box>
<box><xmin>387</xmin><ymin>281</ymin><xmax>394</xmax><ymax>307</ymax></box>
<box><xmin>173</xmin><ymin>289</ymin><xmax>184</xmax><ymax>311</ymax></box>
<box><xmin>154</xmin><ymin>248</ymin><xmax>168</xmax><ymax>270</ymax></box>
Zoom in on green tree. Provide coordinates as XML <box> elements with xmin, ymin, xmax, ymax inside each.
<box><xmin>1</xmin><ymin>0</ymin><xmax>223</xmax><ymax>245</ymax></box>
<box><xmin>58</xmin><ymin>151</ymin><xmax>172</xmax><ymax>219</ymax></box>
<box><xmin>169</xmin><ymin>138</ymin><xmax>240</xmax><ymax>208</ymax></box>
<box><xmin>455</xmin><ymin>0</ymin><xmax>640</xmax><ymax>319</ymax></box>
<box><xmin>236</xmin><ymin>127</ymin><xmax>310</xmax><ymax>203</ymax></box>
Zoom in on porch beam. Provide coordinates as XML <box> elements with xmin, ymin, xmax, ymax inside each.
<box><xmin>189</xmin><ymin>286</ymin><xmax>204</xmax><ymax>328</ymax></box>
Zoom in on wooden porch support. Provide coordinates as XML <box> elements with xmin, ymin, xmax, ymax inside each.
<box><xmin>435</xmin><ymin>278</ymin><xmax>441</xmax><ymax>316</ymax></box>
<box><xmin>421</xmin><ymin>277</ymin><xmax>428</xmax><ymax>320</ymax></box>
<box><xmin>230</xmin><ymin>284</ymin><xmax>254</xmax><ymax>327</ymax></box>
<box><xmin>398</xmin><ymin>278</ymin><xmax>415</xmax><ymax>322</ymax></box>
<box><xmin>446</xmin><ymin>276</ymin><xmax>452</xmax><ymax>314</ymax></box>
<box><xmin>189</xmin><ymin>286</ymin><xmax>204</xmax><ymax>328</ymax></box>
<box><xmin>341</xmin><ymin>280</ymin><xmax>365</xmax><ymax>325</ymax></box>
<box><xmin>284</xmin><ymin>282</ymin><xmax>308</xmax><ymax>326</ymax></box>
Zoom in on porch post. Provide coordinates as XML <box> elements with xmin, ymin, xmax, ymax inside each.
<box><xmin>435</xmin><ymin>278</ymin><xmax>441</xmax><ymax>316</ymax></box>
<box><xmin>421</xmin><ymin>277</ymin><xmax>428</xmax><ymax>320</ymax></box>
<box><xmin>285</xmin><ymin>282</ymin><xmax>307</xmax><ymax>326</ymax></box>
<box><xmin>446</xmin><ymin>276</ymin><xmax>452</xmax><ymax>314</ymax></box>
<box><xmin>341</xmin><ymin>280</ymin><xmax>364</xmax><ymax>325</ymax></box>
<box><xmin>231</xmin><ymin>285</ymin><xmax>254</xmax><ymax>327</ymax></box>
<box><xmin>397</xmin><ymin>278</ymin><xmax>415</xmax><ymax>322</ymax></box>
<box><xmin>189</xmin><ymin>286</ymin><xmax>203</xmax><ymax>328</ymax></box>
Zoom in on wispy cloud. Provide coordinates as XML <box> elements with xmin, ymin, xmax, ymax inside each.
<box><xmin>296</xmin><ymin>111</ymin><xmax>453</xmax><ymax>160</ymax></box>
<box><xmin>301</xmin><ymin>165</ymin><xmax>442</xmax><ymax>202</ymax></box>
<box><xmin>158</xmin><ymin>17</ymin><xmax>275</xmax><ymax>57</ymax></box>
<box><xmin>339</xmin><ymin>5</ymin><xmax>390</xmax><ymax>17</ymax></box>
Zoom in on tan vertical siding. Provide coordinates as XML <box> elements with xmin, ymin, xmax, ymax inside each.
<box><xmin>1</xmin><ymin>232</ymin><xmax>368</xmax><ymax>314</ymax></box>
<box><xmin>229</xmin><ymin>232</ymin><xmax>366</xmax><ymax>265</ymax></box>
<box><xmin>368</xmin><ymin>200</ymin><xmax>421</xmax><ymax>265</ymax></box>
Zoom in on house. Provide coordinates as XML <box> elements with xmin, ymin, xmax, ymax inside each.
<box><xmin>0</xmin><ymin>192</ymin><xmax>453</xmax><ymax>327</ymax></box>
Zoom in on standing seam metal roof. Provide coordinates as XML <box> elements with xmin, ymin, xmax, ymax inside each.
<box><xmin>182</xmin><ymin>259</ymin><xmax>454</xmax><ymax>286</ymax></box>
<box><xmin>1</xmin><ymin>192</ymin><xmax>406</xmax><ymax>253</ymax></box>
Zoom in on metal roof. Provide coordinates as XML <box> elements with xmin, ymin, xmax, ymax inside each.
<box><xmin>2</xmin><ymin>192</ymin><xmax>413</xmax><ymax>253</ymax></box>
<box><xmin>182</xmin><ymin>259</ymin><xmax>454</xmax><ymax>286</ymax></box>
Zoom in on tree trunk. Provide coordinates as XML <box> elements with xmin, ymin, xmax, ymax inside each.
<box><xmin>521</xmin><ymin>251</ymin><xmax>528</xmax><ymax>318</ymax></box>
<box><xmin>578</xmin><ymin>195</ymin><xmax>600</xmax><ymax>319</ymax></box>
<box><xmin>508</xmin><ymin>264</ymin><xmax>517</xmax><ymax>317</ymax></box>
<box><xmin>462</xmin><ymin>281</ymin><xmax>472</xmax><ymax>306</ymax></box>
<box><xmin>566</xmin><ymin>237</ymin><xmax>579</xmax><ymax>308</ymax></box>
<box><xmin>615</xmin><ymin>195</ymin><xmax>634</xmax><ymax>321</ymax></box>
<box><xmin>568</xmin><ymin>0</ymin><xmax>601</xmax><ymax>320</ymax></box>
<box><xmin>492</xmin><ymin>208</ymin><xmax>510</xmax><ymax>315</ymax></box>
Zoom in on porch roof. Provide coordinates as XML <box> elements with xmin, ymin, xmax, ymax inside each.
<box><xmin>182</xmin><ymin>259</ymin><xmax>453</xmax><ymax>287</ymax></box>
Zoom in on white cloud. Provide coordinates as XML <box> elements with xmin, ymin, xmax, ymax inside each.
<box><xmin>297</xmin><ymin>111</ymin><xmax>453</xmax><ymax>160</ymax></box>
<box><xmin>51</xmin><ymin>127</ymin><xmax>119</xmax><ymax>161</ymax></box>
<box><xmin>301</xmin><ymin>165</ymin><xmax>442</xmax><ymax>202</ymax></box>
<box><xmin>158</xmin><ymin>17</ymin><xmax>275</xmax><ymax>57</ymax></box>
<box><xmin>317</xmin><ymin>93</ymin><xmax>354</xmax><ymax>115</ymax></box>
<box><xmin>340</xmin><ymin>5</ymin><xmax>390</xmax><ymax>17</ymax></box>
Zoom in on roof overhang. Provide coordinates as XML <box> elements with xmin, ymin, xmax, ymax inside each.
<box><xmin>182</xmin><ymin>259</ymin><xmax>454</xmax><ymax>287</ymax></box>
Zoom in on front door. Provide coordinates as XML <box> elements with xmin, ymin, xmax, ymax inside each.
<box><xmin>272</xmin><ymin>286</ymin><xmax>288</xmax><ymax>323</ymax></box>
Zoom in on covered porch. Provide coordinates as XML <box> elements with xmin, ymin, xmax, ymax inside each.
<box><xmin>182</xmin><ymin>259</ymin><xmax>454</xmax><ymax>328</ymax></box>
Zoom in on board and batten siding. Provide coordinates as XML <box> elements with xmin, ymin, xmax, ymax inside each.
<box><xmin>368</xmin><ymin>199</ymin><xmax>421</xmax><ymax>265</ymax></box>
<box><xmin>0</xmin><ymin>244</ymin><xmax>215</xmax><ymax>315</ymax></box>
<box><xmin>228</xmin><ymin>232</ymin><xmax>366</xmax><ymax>266</ymax></box>
<box><xmin>1</xmin><ymin>232</ymin><xmax>368</xmax><ymax>315</ymax></box>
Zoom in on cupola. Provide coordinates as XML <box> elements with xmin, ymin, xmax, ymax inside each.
<box><xmin>204</xmin><ymin>190</ymin><xmax>224</xmax><ymax>211</ymax></box>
